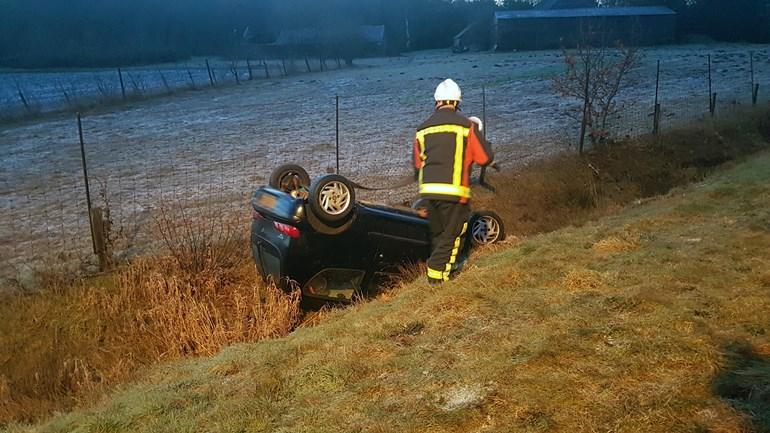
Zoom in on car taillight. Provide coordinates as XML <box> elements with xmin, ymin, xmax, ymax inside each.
<box><xmin>273</xmin><ymin>221</ymin><xmax>300</xmax><ymax>239</ymax></box>
<box><xmin>251</xmin><ymin>208</ymin><xmax>263</xmax><ymax>220</ymax></box>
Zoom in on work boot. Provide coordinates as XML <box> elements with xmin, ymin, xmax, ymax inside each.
<box><xmin>451</xmin><ymin>256</ymin><xmax>467</xmax><ymax>273</ymax></box>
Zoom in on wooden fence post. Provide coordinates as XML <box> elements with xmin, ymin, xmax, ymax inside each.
<box><xmin>750</xmin><ymin>51</ymin><xmax>759</xmax><ymax>105</ymax></box>
<box><xmin>754</xmin><ymin>84</ymin><xmax>760</xmax><ymax>106</ymax></box>
<box><xmin>91</xmin><ymin>207</ymin><xmax>110</xmax><ymax>271</ymax></box>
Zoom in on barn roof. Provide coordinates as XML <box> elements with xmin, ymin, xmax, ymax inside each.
<box><xmin>495</xmin><ymin>6</ymin><xmax>676</xmax><ymax>20</ymax></box>
<box><xmin>537</xmin><ymin>0</ymin><xmax>598</xmax><ymax>9</ymax></box>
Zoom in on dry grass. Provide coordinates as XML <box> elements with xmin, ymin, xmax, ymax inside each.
<box><xmin>592</xmin><ymin>229</ymin><xmax>641</xmax><ymax>254</ymax></box>
<box><xmin>0</xmin><ymin>206</ymin><xmax>300</xmax><ymax>425</ymax></box>
<box><xmin>154</xmin><ymin>202</ymin><xmax>244</xmax><ymax>277</ymax></box>
<box><xmin>561</xmin><ymin>268</ymin><xmax>604</xmax><ymax>292</ymax></box>
<box><xmin>473</xmin><ymin>107</ymin><xmax>770</xmax><ymax>238</ymax></box>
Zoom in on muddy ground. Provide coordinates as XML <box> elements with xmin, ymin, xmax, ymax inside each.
<box><xmin>1</xmin><ymin>43</ymin><xmax>769</xmax><ymax>281</ymax></box>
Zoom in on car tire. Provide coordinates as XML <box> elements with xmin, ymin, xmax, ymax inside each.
<box><xmin>305</xmin><ymin>204</ymin><xmax>355</xmax><ymax>235</ymax></box>
<box><xmin>411</xmin><ymin>198</ymin><xmax>429</xmax><ymax>210</ymax></box>
<box><xmin>308</xmin><ymin>174</ymin><xmax>356</xmax><ymax>225</ymax></box>
<box><xmin>269</xmin><ymin>164</ymin><xmax>311</xmax><ymax>196</ymax></box>
<box><xmin>469</xmin><ymin>210</ymin><xmax>506</xmax><ymax>246</ymax></box>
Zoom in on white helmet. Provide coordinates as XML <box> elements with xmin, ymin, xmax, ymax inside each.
<box><xmin>434</xmin><ymin>79</ymin><xmax>462</xmax><ymax>102</ymax></box>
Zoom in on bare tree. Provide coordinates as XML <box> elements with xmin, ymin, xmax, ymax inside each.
<box><xmin>552</xmin><ymin>36</ymin><xmax>641</xmax><ymax>153</ymax></box>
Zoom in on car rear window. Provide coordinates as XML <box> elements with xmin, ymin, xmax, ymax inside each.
<box><xmin>303</xmin><ymin>269</ymin><xmax>365</xmax><ymax>301</ymax></box>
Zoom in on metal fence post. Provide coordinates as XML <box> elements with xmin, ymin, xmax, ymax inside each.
<box><xmin>751</xmin><ymin>51</ymin><xmax>759</xmax><ymax>106</ymax></box>
<box><xmin>187</xmin><ymin>69</ymin><xmax>196</xmax><ymax>90</ymax></box>
<box><xmin>579</xmin><ymin>64</ymin><xmax>590</xmax><ymax>154</ymax></box>
<box><xmin>480</xmin><ymin>85</ymin><xmax>488</xmax><ymax>184</ymax></box>
<box><xmin>263</xmin><ymin>59</ymin><xmax>271</xmax><ymax>79</ymax></box>
<box><xmin>117</xmin><ymin>67</ymin><xmax>126</xmax><ymax>101</ymax></box>
<box><xmin>206</xmin><ymin>59</ymin><xmax>215</xmax><ymax>87</ymax></box>
<box><xmin>78</xmin><ymin>113</ymin><xmax>96</xmax><ymax>254</ymax></box>
<box><xmin>335</xmin><ymin>95</ymin><xmax>340</xmax><ymax>174</ymax></box>
<box><xmin>232</xmin><ymin>62</ymin><xmax>241</xmax><ymax>85</ymax></box>
<box><xmin>708</xmin><ymin>54</ymin><xmax>715</xmax><ymax>117</ymax></box>
<box><xmin>653</xmin><ymin>59</ymin><xmax>661</xmax><ymax>135</ymax></box>
<box><xmin>14</xmin><ymin>81</ymin><xmax>31</xmax><ymax>113</ymax></box>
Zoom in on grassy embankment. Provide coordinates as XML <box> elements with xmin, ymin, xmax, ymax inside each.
<box><xmin>2</xmin><ymin>109</ymin><xmax>770</xmax><ymax>431</ymax></box>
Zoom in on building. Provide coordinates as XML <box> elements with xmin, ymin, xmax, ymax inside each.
<box><xmin>493</xmin><ymin>6</ymin><xmax>676</xmax><ymax>51</ymax></box>
<box><xmin>537</xmin><ymin>0</ymin><xmax>598</xmax><ymax>9</ymax></box>
<box><xmin>258</xmin><ymin>25</ymin><xmax>387</xmax><ymax>60</ymax></box>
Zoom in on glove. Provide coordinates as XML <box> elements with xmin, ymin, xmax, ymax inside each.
<box><xmin>469</xmin><ymin>116</ymin><xmax>483</xmax><ymax>132</ymax></box>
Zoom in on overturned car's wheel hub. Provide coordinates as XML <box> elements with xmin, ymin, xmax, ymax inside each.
<box><xmin>319</xmin><ymin>181</ymin><xmax>351</xmax><ymax>215</ymax></box>
<box><xmin>472</xmin><ymin>215</ymin><xmax>501</xmax><ymax>245</ymax></box>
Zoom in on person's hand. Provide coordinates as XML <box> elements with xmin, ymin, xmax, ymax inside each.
<box><xmin>469</xmin><ymin>116</ymin><xmax>483</xmax><ymax>132</ymax></box>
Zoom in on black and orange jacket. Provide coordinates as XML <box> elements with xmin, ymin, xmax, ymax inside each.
<box><xmin>413</xmin><ymin>107</ymin><xmax>494</xmax><ymax>203</ymax></box>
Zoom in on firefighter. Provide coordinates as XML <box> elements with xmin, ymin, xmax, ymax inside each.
<box><xmin>414</xmin><ymin>79</ymin><xmax>494</xmax><ymax>284</ymax></box>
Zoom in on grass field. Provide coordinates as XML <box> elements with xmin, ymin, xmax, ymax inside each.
<box><xmin>2</xmin><ymin>120</ymin><xmax>769</xmax><ymax>431</ymax></box>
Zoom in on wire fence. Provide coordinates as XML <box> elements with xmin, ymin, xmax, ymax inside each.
<box><xmin>0</xmin><ymin>56</ymin><xmax>347</xmax><ymax>120</ymax></box>
<box><xmin>1</xmin><ymin>44</ymin><xmax>769</xmax><ymax>283</ymax></box>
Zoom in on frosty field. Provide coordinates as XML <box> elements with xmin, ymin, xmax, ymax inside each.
<box><xmin>1</xmin><ymin>43</ymin><xmax>769</xmax><ymax>280</ymax></box>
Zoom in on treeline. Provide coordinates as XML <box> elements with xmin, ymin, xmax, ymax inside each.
<box><xmin>0</xmin><ymin>0</ymin><xmax>768</xmax><ymax>69</ymax></box>
<box><xmin>0</xmin><ymin>0</ymin><xmax>501</xmax><ymax>68</ymax></box>
<box><xmin>0</xmin><ymin>0</ymin><xmax>265</xmax><ymax>68</ymax></box>
<box><xmin>605</xmin><ymin>0</ymin><xmax>770</xmax><ymax>43</ymax></box>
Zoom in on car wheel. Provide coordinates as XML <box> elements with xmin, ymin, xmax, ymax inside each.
<box><xmin>411</xmin><ymin>198</ymin><xmax>429</xmax><ymax>209</ymax></box>
<box><xmin>410</xmin><ymin>198</ymin><xmax>429</xmax><ymax>218</ymax></box>
<box><xmin>269</xmin><ymin>164</ymin><xmax>311</xmax><ymax>198</ymax></box>
<box><xmin>305</xmin><ymin>203</ymin><xmax>355</xmax><ymax>235</ymax></box>
<box><xmin>308</xmin><ymin>174</ymin><xmax>355</xmax><ymax>225</ymax></box>
<box><xmin>469</xmin><ymin>210</ymin><xmax>505</xmax><ymax>246</ymax></box>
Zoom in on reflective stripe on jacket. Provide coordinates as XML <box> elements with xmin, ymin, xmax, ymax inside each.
<box><xmin>413</xmin><ymin>108</ymin><xmax>493</xmax><ymax>203</ymax></box>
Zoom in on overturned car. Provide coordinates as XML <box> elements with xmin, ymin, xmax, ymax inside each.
<box><xmin>250</xmin><ymin>164</ymin><xmax>505</xmax><ymax>303</ymax></box>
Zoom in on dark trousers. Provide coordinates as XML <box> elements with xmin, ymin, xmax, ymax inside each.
<box><xmin>425</xmin><ymin>200</ymin><xmax>470</xmax><ymax>283</ymax></box>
